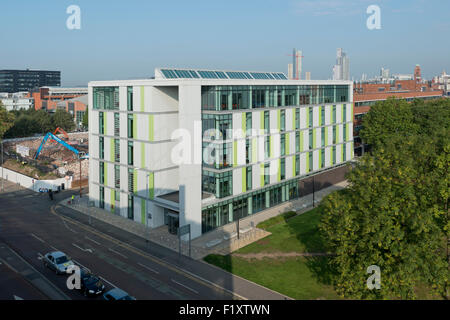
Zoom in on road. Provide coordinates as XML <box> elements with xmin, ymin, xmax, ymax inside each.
<box><xmin>0</xmin><ymin>179</ymin><xmax>289</xmax><ymax>300</ymax></box>
<box><xmin>0</xmin><ymin>186</ymin><xmax>232</xmax><ymax>300</ymax></box>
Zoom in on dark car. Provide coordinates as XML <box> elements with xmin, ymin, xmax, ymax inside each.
<box><xmin>103</xmin><ymin>288</ymin><xmax>136</xmax><ymax>301</ymax></box>
<box><xmin>77</xmin><ymin>269</ymin><xmax>105</xmax><ymax>297</ymax></box>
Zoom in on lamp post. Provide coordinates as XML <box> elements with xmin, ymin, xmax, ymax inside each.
<box><xmin>137</xmin><ymin>168</ymin><xmax>151</xmax><ymax>242</ymax></box>
<box><xmin>1</xmin><ymin>139</ymin><xmax>3</xmax><ymax>192</ymax></box>
<box><xmin>312</xmin><ymin>175</ymin><xmax>315</xmax><ymax>208</ymax></box>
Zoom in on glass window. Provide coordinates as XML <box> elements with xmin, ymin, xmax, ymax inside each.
<box><xmin>99</xmin><ymin>186</ymin><xmax>104</xmax><ymax>209</ymax></box>
<box><xmin>265</xmin><ymin>136</ymin><xmax>270</xmax><ymax>159</ymax></box>
<box><xmin>127</xmin><ymin>195</ymin><xmax>134</xmax><ymax>220</ymax></box>
<box><xmin>295</xmin><ymin>154</ymin><xmax>300</xmax><ymax>176</ymax></box>
<box><xmin>246</xmin><ymin>139</ymin><xmax>251</xmax><ymax>164</ymax></box>
<box><xmin>333</xmin><ymin>126</ymin><xmax>336</xmax><ymax>144</ymax></box>
<box><xmin>264</xmin><ymin>111</ymin><xmax>269</xmax><ymax>132</ymax></box>
<box><xmin>332</xmin><ymin>146</ymin><xmax>336</xmax><ymax>164</ymax></box>
<box><xmin>321</xmin><ymin>149</ymin><xmax>325</xmax><ymax>168</ymax></box>
<box><xmin>309</xmin><ymin>152</ymin><xmax>313</xmax><ymax>172</ymax></box>
<box><xmin>321</xmin><ymin>106</ymin><xmax>325</xmax><ymax>126</ymax></box>
<box><xmin>93</xmin><ymin>87</ymin><xmax>119</xmax><ymax>110</ymax></box>
<box><xmin>332</xmin><ymin>105</ymin><xmax>336</xmax><ymax>123</ymax></box>
<box><xmin>264</xmin><ymin>163</ymin><xmax>270</xmax><ymax>185</ymax></box>
<box><xmin>309</xmin><ymin>107</ymin><xmax>313</xmax><ymax>127</ymax></box>
<box><xmin>127</xmin><ymin>86</ymin><xmax>133</xmax><ymax>111</ymax></box>
<box><xmin>99</xmin><ymin>112</ymin><xmax>104</xmax><ymax>135</ymax></box>
<box><xmin>281</xmin><ymin>134</ymin><xmax>286</xmax><ymax>156</ymax></box>
<box><xmin>321</xmin><ymin>127</ymin><xmax>325</xmax><ymax>147</ymax></box>
<box><xmin>127</xmin><ymin>114</ymin><xmax>133</xmax><ymax>139</ymax></box>
<box><xmin>114</xmin><ymin>139</ymin><xmax>120</xmax><ymax>163</ymax></box>
<box><xmin>309</xmin><ymin>130</ymin><xmax>313</xmax><ymax>150</ymax></box>
<box><xmin>99</xmin><ymin>137</ymin><xmax>104</xmax><ymax>159</ymax></box>
<box><xmin>128</xmin><ymin>169</ymin><xmax>134</xmax><ymax>193</ymax></box>
<box><xmin>128</xmin><ymin>142</ymin><xmax>134</xmax><ymax>165</ymax></box>
<box><xmin>246</xmin><ymin>166</ymin><xmax>252</xmax><ymax>191</ymax></box>
<box><xmin>114</xmin><ymin>113</ymin><xmax>120</xmax><ymax>136</ymax></box>
<box><xmin>296</xmin><ymin>131</ymin><xmax>300</xmax><ymax>153</ymax></box>
<box><xmin>280</xmin><ymin>158</ymin><xmax>285</xmax><ymax>180</ymax></box>
<box><xmin>114</xmin><ymin>165</ymin><xmax>120</xmax><ymax>189</ymax></box>
<box><xmin>246</xmin><ymin>112</ymin><xmax>252</xmax><ymax>136</ymax></box>
<box><xmin>99</xmin><ymin>162</ymin><xmax>104</xmax><ymax>184</ymax></box>
<box><xmin>343</xmin><ymin>124</ymin><xmax>347</xmax><ymax>141</ymax></box>
<box><xmin>296</xmin><ymin>108</ymin><xmax>300</xmax><ymax>129</ymax></box>
<box><xmin>280</xmin><ymin>110</ymin><xmax>285</xmax><ymax>131</ymax></box>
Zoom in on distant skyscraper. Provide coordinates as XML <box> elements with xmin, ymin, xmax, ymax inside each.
<box><xmin>380</xmin><ymin>67</ymin><xmax>390</xmax><ymax>79</ymax></box>
<box><xmin>332</xmin><ymin>48</ymin><xmax>349</xmax><ymax>81</ymax></box>
<box><xmin>288</xmin><ymin>63</ymin><xmax>293</xmax><ymax>80</ymax></box>
<box><xmin>305</xmin><ymin>72</ymin><xmax>311</xmax><ymax>80</ymax></box>
<box><xmin>292</xmin><ymin>48</ymin><xmax>302</xmax><ymax>80</ymax></box>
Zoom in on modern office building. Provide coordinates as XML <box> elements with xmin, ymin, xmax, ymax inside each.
<box><xmin>0</xmin><ymin>69</ymin><xmax>61</xmax><ymax>93</ymax></box>
<box><xmin>88</xmin><ymin>68</ymin><xmax>354</xmax><ymax>239</ymax></box>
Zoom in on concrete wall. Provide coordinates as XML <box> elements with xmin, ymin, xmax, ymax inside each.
<box><xmin>1</xmin><ymin>167</ymin><xmax>72</xmax><ymax>192</ymax></box>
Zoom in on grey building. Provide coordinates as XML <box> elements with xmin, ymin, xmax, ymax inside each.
<box><xmin>0</xmin><ymin>69</ymin><xmax>61</xmax><ymax>93</ymax></box>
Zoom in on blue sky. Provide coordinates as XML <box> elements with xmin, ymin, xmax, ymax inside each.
<box><xmin>0</xmin><ymin>0</ymin><xmax>449</xmax><ymax>86</ymax></box>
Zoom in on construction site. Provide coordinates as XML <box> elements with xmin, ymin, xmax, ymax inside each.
<box><xmin>1</xmin><ymin>129</ymin><xmax>89</xmax><ymax>189</ymax></box>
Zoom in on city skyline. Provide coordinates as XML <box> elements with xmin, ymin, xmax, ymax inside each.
<box><xmin>0</xmin><ymin>0</ymin><xmax>449</xmax><ymax>86</ymax></box>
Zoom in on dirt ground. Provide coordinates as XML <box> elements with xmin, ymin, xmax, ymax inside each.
<box><xmin>2</xmin><ymin>133</ymin><xmax>89</xmax><ymax>182</ymax></box>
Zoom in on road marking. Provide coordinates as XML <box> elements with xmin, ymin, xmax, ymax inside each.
<box><xmin>108</xmin><ymin>248</ymin><xmax>128</xmax><ymax>259</ymax></box>
<box><xmin>50</xmin><ymin>205</ymin><xmax>245</xmax><ymax>300</ymax></box>
<box><xmin>137</xmin><ymin>262</ymin><xmax>159</xmax><ymax>274</ymax></box>
<box><xmin>72</xmin><ymin>243</ymin><xmax>93</xmax><ymax>253</ymax></box>
<box><xmin>99</xmin><ymin>276</ymin><xmax>119</xmax><ymax>289</ymax></box>
<box><xmin>14</xmin><ymin>295</ymin><xmax>24</xmax><ymax>300</ymax></box>
<box><xmin>37</xmin><ymin>253</ymin><xmax>44</xmax><ymax>260</ymax></box>
<box><xmin>72</xmin><ymin>259</ymin><xmax>91</xmax><ymax>272</ymax></box>
<box><xmin>30</xmin><ymin>233</ymin><xmax>45</xmax><ymax>243</ymax></box>
<box><xmin>85</xmin><ymin>236</ymin><xmax>101</xmax><ymax>246</ymax></box>
<box><xmin>171</xmin><ymin>279</ymin><xmax>198</xmax><ymax>294</ymax></box>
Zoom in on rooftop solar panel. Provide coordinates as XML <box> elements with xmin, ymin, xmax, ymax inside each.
<box><xmin>159</xmin><ymin>68</ymin><xmax>287</xmax><ymax>80</ymax></box>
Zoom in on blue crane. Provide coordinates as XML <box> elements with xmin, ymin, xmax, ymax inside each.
<box><xmin>34</xmin><ymin>132</ymin><xmax>89</xmax><ymax>160</ymax></box>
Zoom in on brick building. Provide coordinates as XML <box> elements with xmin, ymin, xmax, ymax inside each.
<box><xmin>353</xmin><ymin>65</ymin><xmax>444</xmax><ymax>156</ymax></box>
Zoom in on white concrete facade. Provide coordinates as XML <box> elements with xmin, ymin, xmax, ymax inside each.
<box><xmin>89</xmin><ymin>71</ymin><xmax>353</xmax><ymax>239</ymax></box>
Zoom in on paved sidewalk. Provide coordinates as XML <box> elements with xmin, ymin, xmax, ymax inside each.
<box><xmin>60</xmin><ymin>181</ymin><xmax>348</xmax><ymax>260</ymax></box>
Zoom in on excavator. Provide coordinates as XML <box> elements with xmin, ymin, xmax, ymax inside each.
<box><xmin>34</xmin><ymin>132</ymin><xmax>89</xmax><ymax>160</ymax></box>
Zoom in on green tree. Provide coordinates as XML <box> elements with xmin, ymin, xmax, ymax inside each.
<box><xmin>34</xmin><ymin>109</ymin><xmax>54</xmax><ymax>134</ymax></box>
<box><xmin>82</xmin><ymin>110</ymin><xmax>88</xmax><ymax>129</ymax></box>
<box><xmin>0</xmin><ymin>103</ymin><xmax>15</xmax><ymax>139</ymax></box>
<box><xmin>52</xmin><ymin>109</ymin><xmax>75</xmax><ymax>132</ymax></box>
<box><xmin>320</xmin><ymin>98</ymin><xmax>450</xmax><ymax>299</ymax></box>
<box><xmin>360</xmin><ymin>97</ymin><xmax>419</xmax><ymax>149</ymax></box>
<box><xmin>320</xmin><ymin>137</ymin><xmax>448</xmax><ymax>299</ymax></box>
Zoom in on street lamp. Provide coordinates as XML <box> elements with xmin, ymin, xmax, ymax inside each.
<box><xmin>1</xmin><ymin>139</ymin><xmax>3</xmax><ymax>192</ymax></box>
<box><xmin>137</xmin><ymin>168</ymin><xmax>151</xmax><ymax>241</ymax></box>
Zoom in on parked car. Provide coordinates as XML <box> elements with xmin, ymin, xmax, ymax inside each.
<box><xmin>77</xmin><ymin>269</ymin><xmax>105</xmax><ymax>297</ymax></box>
<box><xmin>43</xmin><ymin>251</ymin><xmax>74</xmax><ymax>275</ymax></box>
<box><xmin>103</xmin><ymin>288</ymin><xmax>136</xmax><ymax>301</ymax></box>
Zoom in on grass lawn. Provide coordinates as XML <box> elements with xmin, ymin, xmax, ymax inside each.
<box><xmin>205</xmin><ymin>254</ymin><xmax>339</xmax><ymax>300</ymax></box>
<box><xmin>237</xmin><ymin>207</ymin><xmax>327</xmax><ymax>255</ymax></box>
<box><xmin>204</xmin><ymin>206</ymin><xmax>341</xmax><ymax>300</ymax></box>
